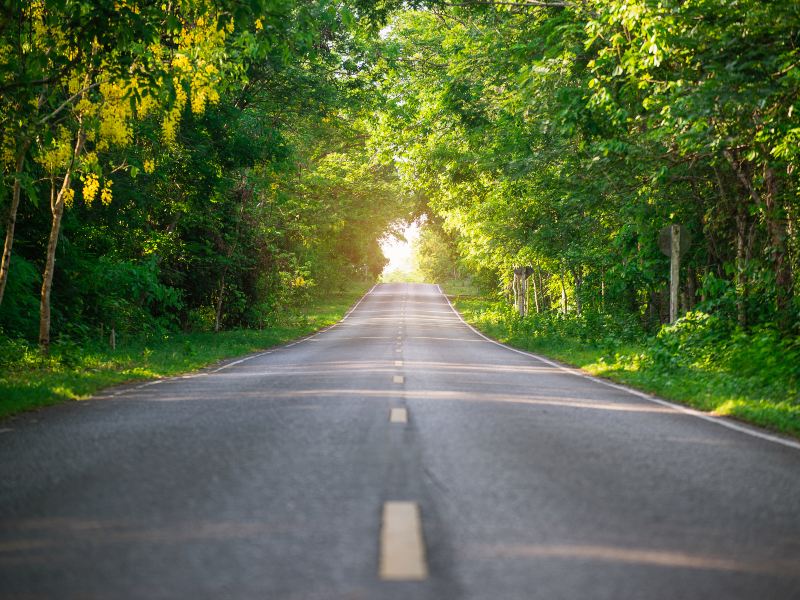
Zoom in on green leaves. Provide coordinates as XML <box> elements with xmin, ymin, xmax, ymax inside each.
<box><xmin>365</xmin><ymin>0</ymin><xmax>800</xmax><ymax>332</ymax></box>
<box><xmin>1</xmin><ymin>0</ymin><xmax>798</xmax><ymax>343</ymax></box>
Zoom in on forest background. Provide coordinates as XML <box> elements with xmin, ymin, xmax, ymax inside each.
<box><xmin>1</xmin><ymin>0</ymin><xmax>799</xmax><ymax>434</ymax></box>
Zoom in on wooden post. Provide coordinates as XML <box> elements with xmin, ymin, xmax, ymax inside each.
<box><xmin>670</xmin><ymin>224</ymin><xmax>680</xmax><ymax>324</ymax></box>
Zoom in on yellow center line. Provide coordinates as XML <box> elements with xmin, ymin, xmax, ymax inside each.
<box><xmin>380</xmin><ymin>501</ymin><xmax>428</xmax><ymax>580</ymax></box>
<box><xmin>394</xmin><ymin>360</ymin><xmax>403</xmax><ymax>366</ymax></box>
<box><xmin>393</xmin><ymin>375</ymin><xmax>404</xmax><ymax>384</ymax></box>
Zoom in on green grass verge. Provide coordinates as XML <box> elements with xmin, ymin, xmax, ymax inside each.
<box><xmin>0</xmin><ymin>285</ymin><xmax>369</xmax><ymax>420</ymax></box>
<box><xmin>446</xmin><ymin>291</ymin><xmax>800</xmax><ymax>439</ymax></box>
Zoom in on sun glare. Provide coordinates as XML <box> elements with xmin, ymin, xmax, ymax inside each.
<box><xmin>381</xmin><ymin>221</ymin><xmax>420</xmax><ymax>276</ymax></box>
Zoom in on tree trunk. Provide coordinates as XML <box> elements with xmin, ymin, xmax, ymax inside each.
<box><xmin>559</xmin><ymin>270</ymin><xmax>567</xmax><ymax>315</ymax></box>
<box><xmin>0</xmin><ymin>141</ymin><xmax>31</xmax><ymax>306</ymax></box>
<box><xmin>214</xmin><ymin>269</ymin><xmax>227</xmax><ymax>332</ymax></box>
<box><xmin>39</xmin><ymin>127</ymin><xmax>84</xmax><ymax>352</ymax></box>
<box><xmin>513</xmin><ymin>270</ymin><xmax>528</xmax><ymax>317</ymax></box>
<box><xmin>213</xmin><ymin>177</ymin><xmax>251</xmax><ymax>332</ymax></box>
<box><xmin>646</xmin><ymin>290</ymin><xmax>657</xmax><ymax>329</ymax></box>
<box><xmin>39</xmin><ymin>179</ymin><xmax>62</xmax><ymax>351</ymax></box>
<box><xmin>531</xmin><ymin>265</ymin><xmax>540</xmax><ymax>314</ymax></box>
<box><xmin>686</xmin><ymin>266</ymin><xmax>697</xmax><ymax>312</ymax></box>
<box><xmin>763</xmin><ymin>165</ymin><xmax>792</xmax><ymax>323</ymax></box>
<box><xmin>725</xmin><ymin>153</ymin><xmax>792</xmax><ymax>326</ymax></box>
<box><xmin>714</xmin><ymin>163</ymin><xmax>747</xmax><ymax>326</ymax></box>
<box><xmin>700</xmin><ymin>266</ymin><xmax>708</xmax><ymax>304</ymax></box>
<box><xmin>520</xmin><ymin>273</ymin><xmax>527</xmax><ymax>317</ymax></box>
<box><xmin>735</xmin><ymin>208</ymin><xmax>748</xmax><ymax>327</ymax></box>
<box><xmin>538</xmin><ymin>267</ymin><xmax>549</xmax><ymax>311</ymax></box>
<box><xmin>571</xmin><ymin>266</ymin><xmax>583</xmax><ymax>316</ymax></box>
<box><xmin>512</xmin><ymin>272</ymin><xmax>520</xmax><ymax>313</ymax></box>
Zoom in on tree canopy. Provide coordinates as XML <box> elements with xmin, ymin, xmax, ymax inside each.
<box><xmin>1</xmin><ymin>0</ymin><xmax>799</xmax><ymax>348</ymax></box>
<box><xmin>374</xmin><ymin>1</ymin><xmax>800</xmax><ymax>333</ymax></box>
<box><xmin>0</xmin><ymin>0</ymin><xmax>412</xmax><ymax>346</ymax></box>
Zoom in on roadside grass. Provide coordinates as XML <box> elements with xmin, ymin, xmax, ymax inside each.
<box><xmin>0</xmin><ymin>285</ymin><xmax>368</xmax><ymax>420</ymax></box>
<box><xmin>446</xmin><ymin>289</ymin><xmax>800</xmax><ymax>439</ymax></box>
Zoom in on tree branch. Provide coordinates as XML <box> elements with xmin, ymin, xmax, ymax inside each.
<box><xmin>38</xmin><ymin>82</ymin><xmax>101</xmax><ymax>125</ymax></box>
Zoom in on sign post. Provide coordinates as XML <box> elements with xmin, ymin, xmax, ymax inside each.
<box><xmin>659</xmin><ymin>224</ymin><xmax>691</xmax><ymax>324</ymax></box>
<box><xmin>513</xmin><ymin>266</ymin><xmax>534</xmax><ymax>317</ymax></box>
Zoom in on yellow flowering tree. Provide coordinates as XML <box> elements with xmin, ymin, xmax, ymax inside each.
<box><xmin>0</xmin><ymin>0</ymin><xmax>241</xmax><ymax>350</ymax></box>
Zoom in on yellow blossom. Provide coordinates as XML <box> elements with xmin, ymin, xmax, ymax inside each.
<box><xmin>100</xmin><ymin>180</ymin><xmax>113</xmax><ymax>206</ymax></box>
<box><xmin>37</xmin><ymin>126</ymin><xmax>74</xmax><ymax>174</ymax></box>
<box><xmin>83</xmin><ymin>173</ymin><xmax>99</xmax><ymax>206</ymax></box>
<box><xmin>63</xmin><ymin>187</ymin><xmax>75</xmax><ymax>208</ymax></box>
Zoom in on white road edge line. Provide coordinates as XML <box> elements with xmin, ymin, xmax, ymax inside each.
<box><xmin>380</xmin><ymin>501</ymin><xmax>428</xmax><ymax>580</ymax></box>
<box><xmin>436</xmin><ymin>284</ymin><xmax>800</xmax><ymax>451</ymax></box>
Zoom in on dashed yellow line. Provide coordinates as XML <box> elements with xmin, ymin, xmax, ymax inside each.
<box><xmin>393</xmin><ymin>375</ymin><xmax>404</xmax><ymax>384</ymax></box>
<box><xmin>390</xmin><ymin>408</ymin><xmax>408</xmax><ymax>424</ymax></box>
<box><xmin>380</xmin><ymin>501</ymin><xmax>428</xmax><ymax>580</ymax></box>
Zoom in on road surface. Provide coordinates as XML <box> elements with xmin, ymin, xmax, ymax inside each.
<box><xmin>1</xmin><ymin>283</ymin><xmax>799</xmax><ymax>599</ymax></box>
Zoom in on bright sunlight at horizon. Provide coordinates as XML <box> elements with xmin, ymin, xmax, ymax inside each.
<box><xmin>380</xmin><ymin>220</ymin><xmax>426</xmax><ymax>282</ymax></box>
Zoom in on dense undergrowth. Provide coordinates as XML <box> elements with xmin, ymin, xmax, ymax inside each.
<box><xmin>0</xmin><ymin>286</ymin><xmax>367</xmax><ymax>420</ymax></box>
<box><xmin>450</xmin><ymin>292</ymin><xmax>800</xmax><ymax>438</ymax></box>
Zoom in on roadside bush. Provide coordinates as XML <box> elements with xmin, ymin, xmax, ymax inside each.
<box><xmin>649</xmin><ymin>311</ymin><xmax>731</xmax><ymax>370</ymax></box>
<box><xmin>510</xmin><ymin>307</ymin><xmax>645</xmax><ymax>348</ymax></box>
<box><xmin>649</xmin><ymin>311</ymin><xmax>798</xmax><ymax>378</ymax></box>
<box><xmin>0</xmin><ymin>336</ymin><xmax>33</xmax><ymax>369</ymax></box>
<box><xmin>720</xmin><ymin>326</ymin><xmax>800</xmax><ymax>385</ymax></box>
<box><xmin>74</xmin><ymin>257</ymin><xmax>184</xmax><ymax>337</ymax></box>
<box><xmin>0</xmin><ymin>256</ymin><xmax>40</xmax><ymax>339</ymax></box>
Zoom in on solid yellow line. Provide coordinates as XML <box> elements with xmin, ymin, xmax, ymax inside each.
<box><xmin>393</xmin><ymin>375</ymin><xmax>404</xmax><ymax>384</ymax></box>
<box><xmin>380</xmin><ymin>501</ymin><xmax>428</xmax><ymax>580</ymax></box>
<box><xmin>390</xmin><ymin>408</ymin><xmax>408</xmax><ymax>424</ymax></box>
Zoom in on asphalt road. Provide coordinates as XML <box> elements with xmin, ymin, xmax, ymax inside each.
<box><xmin>1</xmin><ymin>282</ymin><xmax>799</xmax><ymax>599</ymax></box>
